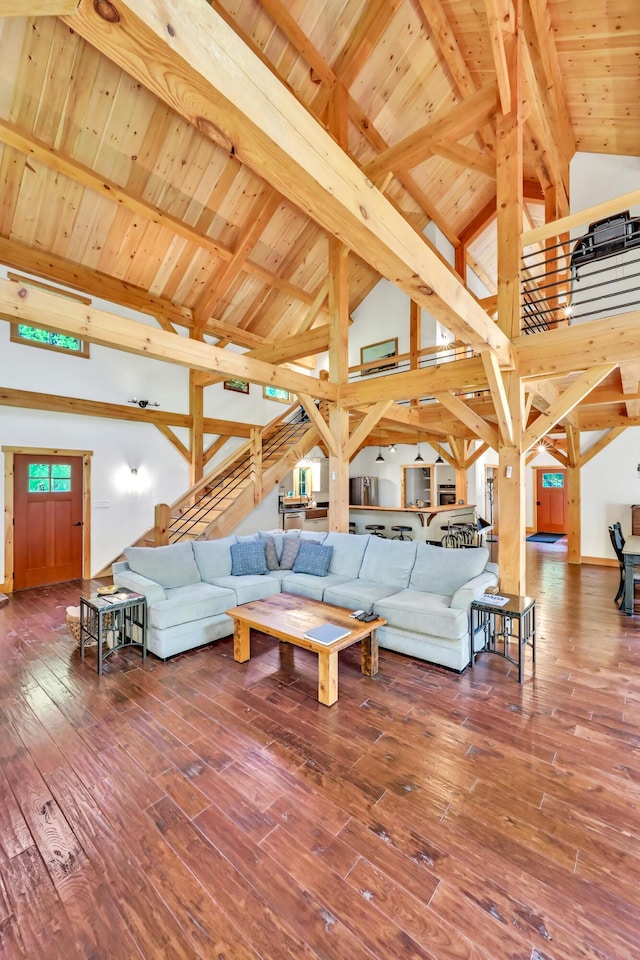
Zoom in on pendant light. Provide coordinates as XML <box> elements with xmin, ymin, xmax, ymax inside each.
<box><xmin>375</xmin><ymin>429</ymin><xmax>385</xmax><ymax>463</ymax></box>
<box><xmin>414</xmin><ymin>433</ymin><xmax>424</xmax><ymax>463</ymax></box>
<box><xmin>435</xmin><ymin>454</ymin><xmax>444</xmax><ymax>464</ymax></box>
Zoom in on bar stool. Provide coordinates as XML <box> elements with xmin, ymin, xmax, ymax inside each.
<box><xmin>365</xmin><ymin>524</ymin><xmax>386</xmax><ymax>538</ymax></box>
<box><xmin>349</xmin><ymin>521</ymin><xmax>358</xmax><ymax>535</ymax></box>
<box><xmin>391</xmin><ymin>525</ymin><xmax>412</xmax><ymax>540</ymax></box>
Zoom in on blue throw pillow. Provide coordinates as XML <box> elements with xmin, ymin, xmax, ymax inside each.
<box><xmin>230</xmin><ymin>541</ymin><xmax>267</xmax><ymax>576</ymax></box>
<box><xmin>292</xmin><ymin>541</ymin><xmax>333</xmax><ymax>577</ymax></box>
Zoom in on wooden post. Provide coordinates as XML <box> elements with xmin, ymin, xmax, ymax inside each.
<box><xmin>154</xmin><ymin>503</ymin><xmax>170</xmax><ymax>546</ymax></box>
<box><xmin>329</xmin><ymin>403</ymin><xmax>349</xmax><ymax>533</ymax></box>
<box><xmin>566</xmin><ymin>422</ymin><xmax>581</xmax><ymax>564</ymax></box>
<box><xmin>189</xmin><ymin>371</ymin><xmax>204</xmax><ymax>487</ymax></box>
<box><xmin>250</xmin><ymin>428</ymin><xmax>262</xmax><ymax>504</ymax></box>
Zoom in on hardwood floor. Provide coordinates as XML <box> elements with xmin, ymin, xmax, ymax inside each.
<box><xmin>1</xmin><ymin>545</ymin><xmax>639</xmax><ymax>959</ymax></box>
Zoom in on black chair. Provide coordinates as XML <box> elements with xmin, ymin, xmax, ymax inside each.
<box><xmin>609</xmin><ymin>523</ymin><xmax>640</xmax><ymax>608</ymax></box>
<box><xmin>365</xmin><ymin>524</ymin><xmax>386</xmax><ymax>538</ymax></box>
<box><xmin>391</xmin><ymin>525</ymin><xmax>413</xmax><ymax>540</ymax></box>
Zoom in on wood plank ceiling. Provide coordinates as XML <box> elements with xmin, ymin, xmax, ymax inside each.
<box><xmin>0</xmin><ymin>0</ymin><xmax>638</xmax><ymax>442</ymax></box>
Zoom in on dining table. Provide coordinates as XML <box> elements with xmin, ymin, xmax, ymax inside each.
<box><xmin>622</xmin><ymin>535</ymin><xmax>640</xmax><ymax>615</ymax></box>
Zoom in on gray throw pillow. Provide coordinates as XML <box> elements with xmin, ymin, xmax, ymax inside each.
<box><xmin>279</xmin><ymin>536</ymin><xmax>302</xmax><ymax>570</ymax></box>
<box><xmin>259</xmin><ymin>535</ymin><xmax>280</xmax><ymax>571</ymax></box>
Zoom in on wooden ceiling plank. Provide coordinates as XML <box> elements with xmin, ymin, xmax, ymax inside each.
<box><xmin>331</xmin><ymin>0</ymin><xmax>404</xmax><ymax>89</ymax></box>
<box><xmin>524</xmin><ymin>0</ymin><xmax>575</xmax><ymax>164</ymax></box>
<box><xmin>433</xmin><ymin>391</ymin><xmax>500</xmax><ymax>450</ymax></box>
<box><xmin>0</xmin><ymin>235</ymin><xmax>190</xmax><ymax>329</ymax></box>
<box><xmin>521</xmin><ymin>364</ymin><xmax>616</xmax><ymax>451</ymax></box>
<box><xmin>0</xmin><ymin>1</ymin><xmax>77</xmax><ymax>12</ymax></box>
<box><xmin>295</xmin><ymin>280</ymin><xmax>328</xmax><ymax>334</ymax></box>
<box><xmin>364</xmin><ymin>84</ymin><xmax>498</xmax><ymax>181</ymax></box>
<box><xmin>0</xmin><ymin>118</ymin><xmax>317</xmax><ymax>319</ymax></box>
<box><xmin>194</xmin><ymin>187</ymin><xmax>281</xmax><ymax>333</ymax></box>
<box><xmin>0</xmin><ymin>277</ymin><xmax>336</xmax><ymax>400</ymax></box>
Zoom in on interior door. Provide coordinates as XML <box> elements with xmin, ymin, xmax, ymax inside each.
<box><xmin>535</xmin><ymin>469</ymin><xmax>567</xmax><ymax>534</ymax></box>
<box><xmin>14</xmin><ymin>454</ymin><xmax>84</xmax><ymax>589</ymax></box>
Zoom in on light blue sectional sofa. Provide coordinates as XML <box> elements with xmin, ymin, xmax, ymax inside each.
<box><xmin>112</xmin><ymin>530</ymin><xmax>498</xmax><ymax>671</ymax></box>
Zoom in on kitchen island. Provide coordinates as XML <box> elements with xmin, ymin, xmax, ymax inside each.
<box><xmin>349</xmin><ymin>503</ymin><xmax>480</xmax><ymax>544</ymax></box>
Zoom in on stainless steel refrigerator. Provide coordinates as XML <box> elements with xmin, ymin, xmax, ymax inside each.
<box><xmin>349</xmin><ymin>476</ymin><xmax>378</xmax><ymax>506</ymax></box>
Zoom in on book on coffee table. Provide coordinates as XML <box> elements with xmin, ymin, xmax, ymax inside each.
<box><xmin>303</xmin><ymin>623</ymin><xmax>352</xmax><ymax>644</ymax></box>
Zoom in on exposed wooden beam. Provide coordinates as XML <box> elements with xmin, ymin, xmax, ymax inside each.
<box><xmin>155</xmin><ymin>424</ymin><xmax>190</xmax><ymax>461</ymax></box>
<box><xmin>296</xmin><ymin>394</ymin><xmax>338</xmax><ymax>457</ymax></box>
<box><xmin>429</xmin><ymin>140</ymin><xmax>497</xmax><ymax>180</ymax></box>
<box><xmin>580</xmin><ymin>427</ymin><xmax>627</xmax><ymax>467</ymax></box>
<box><xmin>521</xmin><ymin>365</ymin><xmax>616</xmax><ymax>451</ymax></box>
<box><xmin>521</xmin><ymin>190</ymin><xmax>640</xmax><ymax>248</ymax></box>
<box><xmin>0</xmin><ymin>235</ymin><xmax>190</xmax><ymax>330</ymax></box>
<box><xmin>203</xmin><ymin>435</ymin><xmax>230</xmax><ymax>467</ymax></box>
<box><xmin>482</xmin><ymin>351</ymin><xmax>513</xmax><ymax>444</ymax></box>
<box><xmin>433</xmin><ymin>392</ymin><xmax>500</xmax><ymax>450</ymax></box>
<box><xmin>341</xmin><ymin>357</ymin><xmax>488</xmax><ymax>408</ymax></box>
<box><xmin>465</xmin><ymin>441</ymin><xmax>490</xmax><ymax>469</ymax></box>
<box><xmin>517</xmin><ymin>312</ymin><xmax>640</xmax><ymax>379</ymax></box>
<box><xmin>0</xmin><ymin>385</ymin><xmax>256</xmax><ymax>436</ymax></box>
<box><xmin>484</xmin><ymin>0</ymin><xmax>515</xmax><ymax>114</ymax></box>
<box><xmin>344</xmin><ymin>401</ymin><xmax>394</xmax><ymax>461</ymax></box>
<box><xmin>0</xmin><ymin>118</ymin><xmax>316</xmax><ymax>316</ymax></box>
<box><xmin>364</xmin><ymin>84</ymin><xmax>498</xmax><ymax>181</ymax></box>
<box><xmin>0</xmin><ymin>278</ymin><xmax>336</xmax><ymax>401</ymax></box>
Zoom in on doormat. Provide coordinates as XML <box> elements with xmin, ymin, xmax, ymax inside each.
<box><xmin>526</xmin><ymin>532</ymin><xmax>564</xmax><ymax>543</ymax></box>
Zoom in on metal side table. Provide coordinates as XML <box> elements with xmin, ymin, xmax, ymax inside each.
<box><xmin>79</xmin><ymin>589</ymin><xmax>147</xmax><ymax>675</ymax></box>
<box><xmin>470</xmin><ymin>593</ymin><xmax>536</xmax><ymax>683</ymax></box>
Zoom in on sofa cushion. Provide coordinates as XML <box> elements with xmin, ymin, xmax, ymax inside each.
<box><xmin>124</xmin><ymin>542</ymin><xmax>201</xmax><ymax>590</ymax></box>
<box><xmin>410</xmin><ymin>543</ymin><xmax>489</xmax><ymax>596</ymax></box>
<box><xmin>149</xmin><ymin>582</ymin><xmax>235</xmax><ymax>630</ymax></box>
<box><xmin>279</xmin><ymin>536</ymin><xmax>302</xmax><ymax>570</ymax></box>
<box><xmin>293</xmin><ymin>541</ymin><xmax>333</xmax><ymax>577</ymax></box>
<box><xmin>373</xmin><ymin>589</ymin><xmax>468</xmax><ymax>640</ymax></box>
<box><xmin>299</xmin><ymin>530</ymin><xmax>327</xmax><ymax>543</ymax></box>
<box><xmin>358</xmin><ymin>537</ymin><xmax>417</xmax><ymax>590</ymax></box>
<box><xmin>192</xmin><ymin>536</ymin><xmax>236</xmax><ymax>581</ymax></box>
<box><xmin>324</xmin><ymin>532</ymin><xmax>368</xmax><ymax>578</ymax></box>
<box><xmin>212</xmin><ymin>574</ymin><xmax>280</xmax><ymax>605</ymax></box>
<box><xmin>230</xmin><ymin>541</ymin><xmax>267</xmax><ymax>576</ymax></box>
<box><xmin>280</xmin><ymin>573</ymin><xmax>352</xmax><ymax>602</ymax></box>
<box><xmin>323</xmin><ymin>579</ymin><xmax>402</xmax><ymax>611</ymax></box>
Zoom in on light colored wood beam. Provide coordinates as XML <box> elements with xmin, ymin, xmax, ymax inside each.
<box><xmin>344</xmin><ymin>401</ymin><xmax>394</xmax><ymax>462</ymax></box>
<box><xmin>64</xmin><ymin>2</ymin><xmax>509</xmax><ymax>364</ymax></box>
<box><xmin>521</xmin><ymin>364</ymin><xmax>616</xmax><ymax>452</ymax></box>
<box><xmin>364</xmin><ymin>84</ymin><xmax>498</xmax><ymax>181</ymax></box>
<box><xmin>465</xmin><ymin>442</ymin><xmax>490</xmax><ymax>469</ymax></box>
<box><xmin>429</xmin><ymin>140</ymin><xmax>497</xmax><ymax>180</ymax></box>
<box><xmin>579</xmin><ymin>427</ymin><xmax>626</xmax><ymax>467</ymax></box>
<box><xmin>204</xmin><ymin>435</ymin><xmax>230</xmax><ymax>467</ymax></box>
<box><xmin>482</xmin><ymin>351</ymin><xmax>513</xmax><ymax>444</ymax></box>
<box><xmin>341</xmin><ymin>357</ymin><xmax>487</xmax><ymax>408</ymax></box>
<box><xmin>517</xmin><ymin>312</ymin><xmax>640</xmax><ymax>379</ymax></box>
<box><xmin>433</xmin><ymin>392</ymin><xmax>500</xmax><ymax>450</ymax></box>
<box><xmin>521</xmin><ymin>189</ymin><xmax>640</xmax><ymax>248</ymax></box>
<box><xmin>0</xmin><ymin>278</ymin><xmax>335</xmax><ymax>401</ymax></box>
<box><xmin>484</xmin><ymin>0</ymin><xmax>515</xmax><ymax>114</ymax></box>
<box><xmin>155</xmin><ymin>424</ymin><xmax>190</xmax><ymax>461</ymax></box>
<box><xmin>297</xmin><ymin>394</ymin><xmax>338</xmax><ymax>458</ymax></box>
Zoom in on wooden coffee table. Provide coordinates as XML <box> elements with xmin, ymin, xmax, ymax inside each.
<box><xmin>226</xmin><ymin>592</ymin><xmax>385</xmax><ymax>706</ymax></box>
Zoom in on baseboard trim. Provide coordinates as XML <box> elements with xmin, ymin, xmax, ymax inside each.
<box><xmin>582</xmin><ymin>556</ymin><xmax>617</xmax><ymax>567</ymax></box>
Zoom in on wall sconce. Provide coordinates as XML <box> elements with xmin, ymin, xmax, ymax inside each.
<box><xmin>128</xmin><ymin>398</ymin><xmax>160</xmax><ymax>408</ymax></box>
<box><xmin>388</xmin><ymin>444</ymin><xmax>396</xmax><ymax>454</ymax></box>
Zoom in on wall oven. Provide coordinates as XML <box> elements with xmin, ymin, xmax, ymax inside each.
<box><xmin>438</xmin><ymin>484</ymin><xmax>456</xmax><ymax>506</ymax></box>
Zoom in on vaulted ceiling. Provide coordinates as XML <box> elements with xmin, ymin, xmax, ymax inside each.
<box><xmin>0</xmin><ymin>0</ymin><xmax>638</xmax><ymax>443</ymax></box>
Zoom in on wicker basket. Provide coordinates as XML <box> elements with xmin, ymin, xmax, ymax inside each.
<box><xmin>66</xmin><ymin>605</ymin><xmax>99</xmax><ymax>646</ymax></box>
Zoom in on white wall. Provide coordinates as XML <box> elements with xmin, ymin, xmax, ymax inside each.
<box><xmin>0</xmin><ymin>269</ymin><xmax>295</xmax><ymax>580</ymax></box>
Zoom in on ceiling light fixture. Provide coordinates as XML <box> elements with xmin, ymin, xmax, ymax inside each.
<box><xmin>375</xmin><ymin>430</ymin><xmax>385</xmax><ymax>463</ymax></box>
<box><xmin>435</xmin><ymin>454</ymin><xmax>444</xmax><ymax>464</ymax></box>
<box><xmin>388</xmin><ymin>444</ymin><xmax>396</xmax><ymax>454</ymax></box>
<box><xmin>415</xmin><ymin>434</ymin><xmax>424</xmax><ymax>463</ymax></box>
<box><xmin>128</xmin><ymin>398</ymin><xmax>160</xmax><ymax>408</ymax></box>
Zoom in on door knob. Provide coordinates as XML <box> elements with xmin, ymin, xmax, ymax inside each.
<box><xmin>536</xmin><ymin>501</ymin><xmax>541</xmax><ymax>506</ymax></box>
<box><xmin>73</xmin><ymin>521</ymin><xmax>83</xmax><ymax>526</ymax></box>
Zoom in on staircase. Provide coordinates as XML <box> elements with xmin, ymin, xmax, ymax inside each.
<box><xmin>134</xmin><ymin>405</ymin><xmax>319</xmax><ymax>548</ymax></box>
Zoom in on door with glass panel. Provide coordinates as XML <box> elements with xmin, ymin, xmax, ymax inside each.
<box><xmin>534</xmin><ymin>468</ymin><xmax>567</xmax><ymax>535</ymax></box>
<box><xmin>13</xmin><ymin>454</ymin><xmax>83</xmax><ymax>588</ymax></box>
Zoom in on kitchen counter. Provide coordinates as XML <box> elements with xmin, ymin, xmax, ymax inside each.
<box><xmin>349</xmin><ymin>504</ymin><xmax>478</xmax><ymax>543</ymax></box>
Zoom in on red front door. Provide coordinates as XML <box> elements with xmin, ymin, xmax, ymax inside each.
<box><xmin>535</xmin><ymin>468</ymin><xmax>567</xmax><ymax>534</ymax></box>
<box><xmin>14</xmin><ymin>454</ymin><xmax>83</xmax><ymax>589</ymax></box>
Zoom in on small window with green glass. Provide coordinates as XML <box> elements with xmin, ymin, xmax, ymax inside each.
<box><xmin>28</xmin><ymin>463</ymin><xmax>71</xmax><ymax>493</ymax></box>
<box><xmin>541</xmin><ymin>472</ymin><xmax>564</xmax><ymax>489</ymax></box>
<box><xmin>7</xmin><ymin>272</ymin><xmax>90</xmax><ymax>357</ymax></box>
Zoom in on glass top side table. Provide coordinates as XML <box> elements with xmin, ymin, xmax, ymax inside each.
<box><xmin>79</xmin><ymin>589</ymin><xmax>147</xmax><ymax>675</ymax></box>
